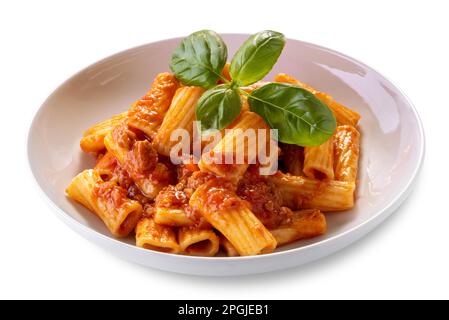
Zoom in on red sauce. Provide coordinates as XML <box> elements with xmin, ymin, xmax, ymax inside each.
<box><xmin>176</xmin><ymin>155</ymin><xmax>200</xmax><ymax>181</ymax></box>
<box><xmin>124</xmin><ymin>140</ymin><xmax>158</xmax><ymax>179</ymax></box>
<box><xmin>155</xmin><ymin>175</ymin><xmax>211</xmax><ymax>229</ymax></box>
<box><xmin>112</xmin><ymin>124</ymin><xmax>134</xmax><ymax>150</ymax></box>
<box><xmin>237</xmin><ymin>166</ymin><xmax>292</xmax><ymax>228</ymax></box>
<box><xmin>128</xmin><ymin>73</ymin><xmax>178</xmax><ymax>124</ymax></box>
<box><xmin>93</xmin><ymin>181</ymin><xmax>127</xmax><ymax>214</ymax></box>
<box><xmin>186</xmin><ymin>171</ymin><xmax>217</xmax><ymax>190</ymax></box>
<box><xmin>189</xmin><ymin>174</ymin><xmax>245</xmax><ymax>214</ymax></box>
<box><xmin>155</xmin><ymin>184</ymin><xmax>188</xmax><ymax>210</ymax></box>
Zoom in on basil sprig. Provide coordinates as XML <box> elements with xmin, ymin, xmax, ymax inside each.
<box><xmin>169</xmin><ymin>30</ymin><xmax>337</xmax><ymax>146</ymax></box>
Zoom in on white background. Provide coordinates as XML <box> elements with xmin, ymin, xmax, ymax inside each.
<box><xmin>0</xmin><ymin>0</ymin><xmax>447</xmax><ymax>299</ymax></box>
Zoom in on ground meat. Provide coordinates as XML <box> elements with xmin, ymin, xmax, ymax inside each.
<box><xmin>237</xmin><ymin>166</ymin><xmax>291</xmax><ymax>229</ymax></box>
<box><xmin>124</xmin><ymin>140</ymin><xmax>158</xmax><ymax>179</ymax></box>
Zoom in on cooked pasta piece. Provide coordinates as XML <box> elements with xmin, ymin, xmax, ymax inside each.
<box><xmin>178</xmin><ymin>228</ymin><xmax>220</xmax><ymax>256</ymax></box>
<box><xmin>154</xmin><ymin>185</ymin><xmax>194</xmax><ymax>227</ymax></box>
<box><xmin>274</xmin><ymin>73</ymin><xmax>361</xmax><ymax>126</ymax></box>
<box><xmin>219</xmin><ymin>236</ymin><xmax>239</xmax><ymax>257</ymax></box>
<box><xmin>154</xmin><ymin>208</ymin><xmax>193</xmax><ymax>227</ymax></box>
<box><xmin>66</xmin><ymin>169</ymin><xmax>142</xmax><ymax>237</ymax></box>
<box><xmin>198</xmin><ymin>111</ymin><xmax>271</xmax><ymax>183</ymax></box>
<box><xmin>189</xmin><ymin>178</ymin><xmax>277</xmax><ymax>256</ymax></box>
<box><xmin>221</xmin><ymin>62</ymin><xmax>232</xmax><ymax>82</ymax></box>
<box><xmin>152</xmin><ymin>86</ymin><xmax>205</xmax><ymax>156</ymax></box>
<box><xmin>267</xmin><ymin>172</ymin><xmax>355</xmax><ymax>211</ymax></box>
<box><xmin>281</xmin><ymin>144</ymin><xmax>304</xmax><ymax>176</ymax></box>
<box><xmin>104</xmin><ymin>124</ymin><xmax>172</xmax><ymax>199</ymax></box>
<box><xmin>135</xmin><ymin>217</ymin><xmax>179</xmax><ymax>253</ymax></box>
<box><xmin>334</xmin><ymin>125</ymin><xmax>360</xmax><ymax>182</ymax></box>
<box><xmin>303</xmin><ymin>137</ymin><xmax>335</xmax><ymax>180</ymax></box>
<box><xmin>80</xmin><ymin>112</ymin><xmax>128</xmax><ymax>153</ymax></box>
<box><xmin>127</xmin><ymin>72</ymin><xmax>179</xmax><ymax>139</ymax></box>
<box><xmin>240</xmin><ymin>81</ymin><xmax>270</xmax><ymax>93</ymax></box>
<box><xmin>270</xmin><ymin>209</ymin><xmax>327</xmax><ymax>246</ymax></box>
<box><xmin>94</xmin><ymin>152</ymin><xmax>118</xmax><ymax>181</ymax></box>
<box><xmin>241</xmin><ymin>95</ymin><xmax>250</xmax><ymax>112</ymax></box>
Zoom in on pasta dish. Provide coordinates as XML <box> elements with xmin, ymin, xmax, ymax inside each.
<box><xmin>66</xmin><ymin>30</ymin><xmax>361</xmax><ymax>257</ymax></box>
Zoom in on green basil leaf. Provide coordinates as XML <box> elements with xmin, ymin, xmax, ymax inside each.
<box><xmin>230</xmin><ymin>30</ymin><xmax>285</xmax><ymax>86</ymax></box>
<box><xmin>248</xmin><ymin>83</ymin><xmax>336</xmax><ymax>146</ymax></box>
<box><xmin>196</xmin><ymin>84</ymin><xmax>242</xmax><ymax>132</ymax></box>
<box><xmin>170</xmin><ymin>30</ymin><xmax>227</xmax><ymax>88</ymax></box>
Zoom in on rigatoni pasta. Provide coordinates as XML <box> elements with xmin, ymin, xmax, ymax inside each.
<box><xmin>178</xmin><ymin>228</ymin><xmax>219</xmax><ymax>256</ymax></box>
<box><xmin>127</xmin><ymin>72</ymin><xmax>179</xmax><ymax>139</ymax></box>
<box><xmin>219</xmin><ymin>236</ymin><xmax>240</xmax><ymax>257</ymax></box>
<box><xmin>66</xmin><ymin>169</ymin><xmax>142</xmax><ymax>237</ymax></box>
<box><xmin>135</xmin><ymin>217</ymin><xmax>179</xmax><ymax>253</ymax></box>
<box><xmin>267</xmin><ymin>172</ymin><xmax>355</xmax><ymax>211</ymax></box>
<box><xmin>189</xmin><ymin>178</ymin><xmax>277</xmax><ymax>256</ymax></box>
<box><xmin>104</xmin><ymin>123</ymin><xmax>172</xmax><ymax>199</ymax></box>
<box><xmin>334</xmin><ymin>125</ymin><xmax>361</xmax><ymax>182</ymax></box>
<box><xmin>152</xmin><ymin>86</ymin><xmax>205</xmax><ymax>157</ymax></box>
<box><xmin>198</xmin><ymin>111</ymin><xmax>271</xmax><ymax>183</ymax></box>
<box><xmin>303</xmin><ymin>137</ymin><xmax>335</xmax><ymax>180</ymax></box>
<box><xmin>270</xmin><ymin>209</ymin><xmax>327</xmax><ymax>246</ymax></box>
<box><xmin>80</xmin><ymin>112</ymin><xmax>128</xmax><ymax>154</ymax></box>
<box><xmin>282</xmin><ymin>144</ymin><xmax>304</xmax><ymax>176</ymax></box>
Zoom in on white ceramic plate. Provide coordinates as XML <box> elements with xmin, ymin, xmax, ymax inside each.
<box><xmin>28</xmin><ymin>34</ymin><xmax>424</xmax><ymax>276</ymax></box>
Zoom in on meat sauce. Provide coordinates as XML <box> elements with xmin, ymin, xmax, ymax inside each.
<box><xmin>237</xmin><ymin>166</ymin><xmax>292</xmax><ymax>229</ymax></box>
<box><xmin>95</xmin><ymin>152</ymin><xmax>151</xmax><ymax>206</ymax></box>
<box><xmin>189</xmin><ymin>172</ymin><xmax>245</xmax><ymax>213</ymax></box>
<box><xmin>128</xmin><ymin>73</ymin><xmax>178</xmax><ymax>126</ymax></box>
<box><xmin>93</xmin><ymin>181</ymin><xmax>128</xmax><ymax>215</ymax></box>
<box><xmin>112</xmin><ymin>124</ymin><xmax>175</xmax><ymax>188</ymax></box>
<box><xmin>154</xmin><ymin>171</ymin><xmax>216</xmax><ymax>229</ymax></box>
<box><xmin>97</xmin><ymin>134</ymin><xmax>290</xmax><ymax>229</ymax></box>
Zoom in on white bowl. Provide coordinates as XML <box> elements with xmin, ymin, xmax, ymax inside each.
<box><xmin>27</xmin><ymin>34</ymin><xmax>425</xmax><ymax>276</ymax></box>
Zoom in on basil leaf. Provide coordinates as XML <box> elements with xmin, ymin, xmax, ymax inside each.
<box><xmin>248</xmin><ymin>83</ymin><xmax>336</xmax><ymax>146</ymax></box>
<box><xmin>170</xmin><ymin>30</ymin><xmax>227</xmax><ymax>88</ymax></box>
<box><xmin>230</xmin><ymin>30</ymin><xmax>285</xmax><ymax>86</ymax></box>
<box><xmin>196</xmin><ymin>84</ymin><xmax>242</xmax><ymax>132</ymax></box>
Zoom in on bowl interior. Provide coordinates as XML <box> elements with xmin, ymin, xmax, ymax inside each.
<box><xmin>28</xmin><ymin>35</ymin><xmax>424</xmax><ymax>251</ymax></box>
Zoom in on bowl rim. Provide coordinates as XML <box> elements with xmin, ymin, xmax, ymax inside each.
<box><xmin>27</xmin><ymin>33</ymin><xmax>426</xmax><ymax>262</ymax></box>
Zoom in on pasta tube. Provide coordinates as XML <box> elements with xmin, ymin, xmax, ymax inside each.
<box><xmin>282</xmin><ymin>144</ymin><xmax>304</xmax><ymax>176</ymax></box>
<box><xmin>178</xmin><ymin>228</ymin><xmax>219</xmax><ymax>256</ymax></box>
<box><xmin>303</xmin><ymin>137</ymin><xmax>335</xmax><ymax>180</ymax></box>
<box><xmin>189</xmin><ymin>178</ymin><xmax>277</xmax><ymax>256</ymax></box>
<box><xmin>154</xmin><ymin>185</ymin><xmax>194</xmax><ymax>227</ymax></box>
<box><xmin>104</xmin><ymin>124</ymin><xmax>171</xmax><ymax>199</ymax></box>
<box><xmin>221</xmin><ymin>62</ymin><xmax>232</xmax><ymax>82</ymax></box>
<box><xmin>80</xmin><ymin>112</ymin><xmax>128</xmax><ymax>153</ymax></box>
<box><xmin>66</xmin><ymin>169</ymin><xmax>142</xmax><ymax>237</ymax></box>
<box><xmin>152</xmin><ymin>86</ymin><xmax>205</xmax><ymax>156</ymax></box>
<box><xmin>219</xmin><ymin>236</ymin><xmax>240</xmax><ymax>257</ymax></box>
<box><xmin>198</xmin><ymin>111</ymin><xmax>271</xmax><ymax>183</ymax></box>
<box><xmin>267</xmin><ymin>172</ymin><xmax>355</xmax><ymax>211</ymax></box>
<box><xmin>135</xmin><ymin>217</ymin><xmax>179</xmax><ymax>253</ymax></box>
<box><xmin>270</xmin><ymin>209</ymin><xmax>327</xmax><ymax>246</ymax></box>
<box><xmin>154</xmin><ymin>208</ymin><xmax>194</xmax><ymax>227</ymax></box>
<box><xmin>127</xmin><ymin>72</ymin><xmax>179</xmax><ymax>139</ymax></box>
<box><xmin>334</xmin><ymin>125</ymin><xmax>360</xmax><ymax>182</ymax></box>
